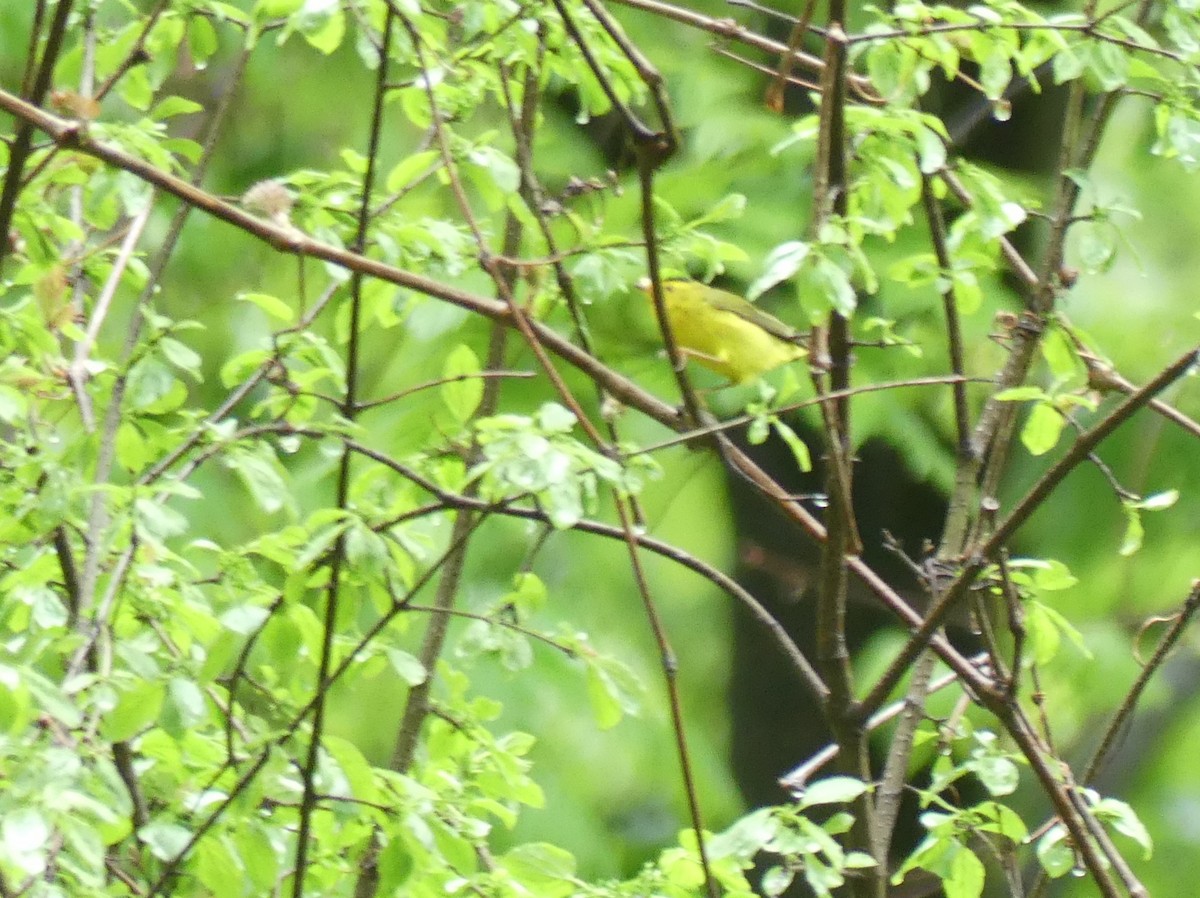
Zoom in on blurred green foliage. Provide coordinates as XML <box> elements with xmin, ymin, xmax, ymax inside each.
<box><xmin>4</xmin><ymin>1</ymin><xmax>1200</xmax><ymax>896</ymax></box>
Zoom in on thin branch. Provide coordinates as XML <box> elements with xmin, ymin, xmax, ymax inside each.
<box><xmin>0</xmin><ymin>0</ymin><xmax>75</xmax><ymax>271</ymax></box>
<box><xmin>863</xmin><ymin>346</ymin><xmax>1200</xmax><ymax>717</ymax></box>
<box><xmin>635</xmin><ymin>375</ymin><xmax>978</xmax><ymax>456</ymax></box>
<box><xmin>0</xmin><ymin>85</ymin><xmax>683</xmax><ymax>429</ymax></box>
<box><xmin>763</xmin><ymin>0</ymin><xmax>817</xmax><ymax>112</ymax></box>
<box><xmin>616</xmin><ymin>497</ymin><xmax>718</xmax><ymax>898</ymax></box>
<box><xmin>986</xmin><ymin>348</ymin><xmax>1198</xmax><ymax>552</ymax></box>
<box><xmin>780</xmin><ymin>654</ymin><xmax>987</xmax><ymax>789</ymax></box>
<box><xmin>1082</xmin><ymin>583</ymin><xmax>1200</xmax><ymax>786</ymax></box>
<box><xmin>69</xmin><ymin>196</ymin><xmax>155</xmax><ymax>430</ymax></box>
<box><xmin>335</xmin><ymin>438</ymin><xmax>830</xmax><ymax>702</ymax></box>
<box><xmin>606</xmin><ymin>0</ymin><xmax>880</xmax><ymax>102</ymax></box>
<box><xmin>293</xmin><ymin>12</ymin><xmax>393</xmax><ymax>896</ymax></box>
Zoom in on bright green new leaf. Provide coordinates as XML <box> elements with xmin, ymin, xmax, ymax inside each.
<box><xmin>1021</xmin><ymin>402</ymin><xmax>1063</xmax><ymax>456</ymax></box>
<box><xmin>441</xmin><ymin>343</ymin><xmax>483</xmax><ymax>424</ymax></box>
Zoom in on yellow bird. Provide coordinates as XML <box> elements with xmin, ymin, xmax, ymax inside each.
<box><xmin>639</xmin><ymin>277</ymin><xmax>807</xmax><ymax>384</ymax></box>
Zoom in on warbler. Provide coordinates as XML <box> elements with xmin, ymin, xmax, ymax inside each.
<box><xmin>639</xmin><ymin>277</ymin><xmax>807</xmax><ymax>384</ymax></box>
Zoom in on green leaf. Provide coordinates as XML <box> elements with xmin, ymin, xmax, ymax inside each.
<box><xmin>441</xmin><ymin>344</ymin><xmax>483</xmax><ymax>424</ymax></box>
<box><xmin>0</xmin><ymin>384</ymin><xmax>27</xmax><ymax>423</ymax></box>
<box><xmin>135</xmin><ymin>497</ymin><xmax>190</xmax><ymax>539</ymax></box>
<box><xmin>806</xmin><ymin>255</ymin><xmax>857</xmax><ymax>317</ymax></box>
<box><xmin>0</xmin><ymin>809</ymin><xmax>50</xmax><ymax>877</ymax></box>
<box><xmin>120</xmin><ymin>66</ymin><xmax>154</xmax><ymax>110</ymax></box>
<box><xmin>187</xmin><ymin>16</ymin><xmax>219</xmax><ymax>66</ymax></box>
<box><xmin>0</xmin><ymin>667</ymin><xmax>32</xmax><ymax>735</ymax></box>
<box><xmin>504</xmin><ymin>842</ymin><xmax>577</xmax><ymax>889</ymax></box>
<box><xmin>914</xmin><ymin>124</ymin><xmax>946</xmax><ymax>174</ymax></box>
<box><xmin>979</xmin><ymin>45</ymin><xmax>1012</xmax><ymax>100</ymax></box>
<box><xmin>1119</xmin><ymin>502</ymin><xmax>1145</xmax><ymax>556</ymax></box>
<box><xmin>799</xmin><ymin>776</ymin><xmax>869</xmax><ymax>808</ymax></box>
<box><xmin>691</xmin><ymin>193</ymin><xmax>747</xmax><ymax>226</ymax></box>
<box><xmin>169</xmin><ymin>677</ymin><xmax>207</xmax><ymax>728</ymax></box>
<box><xmin>1093</xmin><ymin>796</ymin><xmax>1153</xmax><ymax>858</ymax></box>
<box><xmin>1024</xmin><ymin>600</ymin><xmax>1061</xmax><ymax>665</ymax></box>
<box><xmin>257</xmin><ymin>0</ymin><xmax>305</xmax><ymax>16</ymax></box>
<box><xmin>584</xmin><ymin>655</ymin><xmax>642</xmax><ymax>730</ymax></box>
<box><xmin>971</xmin><ymin>753</ymin><xmax>1020</xmax><ymax>797</ymax></box>
<box><xmin>386</xmin><ymin>150</ymin><xmax>440</xmax><ymax>192</ymax></box>
<box><xmin>1052</xmin><ymin>47</ymin><xmax>1083</xmax><ymax>83</ymax></box>
<box><xmin>194</xmin><ymin>834</ymin><xmax>242</xmax><ymax>893</ymax></box>
<box><xmin>151</xmin><ymin>96</ymin><xmax>204</xmax><ymax>119</ymax></box>
<box><xmin>773</xmin><ymin>419</ymin><xmax>812</xmax><ymax>472</ymax></box>
<box><xmin>762</xmin><ymin>865</ymin><xmax>794</xmax><ymax>896</ymax></box>
<box><xmin>127</xmin><ymin>358</ymin><xmax>186</xmax><ymax>413</ymax></box>
<box><xmin>942</xmin><ymin>844</ymin><xmax>985</xmax><ymax>898</ymax></box>
<box><xmin>1084</xmin><ymin>39</ymin><xmax>1129</xmax><ymax>91</ymax></box>
<box><xmin>469</xmin><ymin>146</ymin><xmax>520</xmax><ymax>195</ymax></box>
<box><xmin>375</xmin><ymin>836</ymin><xmax>414</xmax><ymax>895</ymax></box>
<box><xmin>1031</xmin><ymin>559</ymin><xmax>1078</xmax><ymax>591</ymax></box>
<box><xmin>386</xmin><ymin>648</ymin><xmax>427</xmax><ymax>686</ymax></box>
<box><xmin>231</xmin><ymin>830</ymin><xmax>276</xmax><ymax>891</ymax></box>
<box><xmin>1036</xmin><ymin>825</ymin><xmax>1074</xmax><ymax>877</ymax></box>
<box><xmin>24</xmin><ymin>670</ymin><xmax>83</xmax><ymax>728</ymax></box>
<box><xmin>1136</xmin><ymin>489</ymin><xmax>1179</xmax><ymax>511</ymax></box>
<box><xmin>1041</xmin><ymin>328</ymin><xmax>1078</xmax><ymax>380</ymax></box>
<box><xmin>505</xmin><ymin>572</ymin><xmax>548</xmax><ymax>615</ymax></box>
<box><xmin>1021</xmin><ymin>402</ymin><xmax>1063</xmax><ymax>456</ymax></box>
<box><xmin>749</xmin><ymin>241</ymin><xmax>810</xmax><ymax>299</ymax></box>
<box><xmin>1077</xmin><ymin>221</ymin><xmax>1118</xmax><ymax>273</ymax></box>
<box><xmin>159</xmin><ymin>336</ymin><xmax>203</xmax><ymax>380</ymax></box>
<box><xmin>115</xmin><ymin>421</ymin><xmax>151</xmax><ymax>472</ymax></box>
<box><xmin>538</xmin><ymin>402</ymin><xmax>575</xmax><ymax>433</ymax></box>
<box><xmin>1026</xmin><ymin>600</ymin><xmax>1091</xmax><ymax>664</ymax></box>
<box><xmin>101</xmin><ymin>681</ymin><xmax>166</xmax><ymax>742</ymax></box>
<box><xmin>238</xmin><ymin>291</ymin><xmax>295</xmax><ymax>323</ymax></box>
<box><xmin>325</xmin><ymin>736</ymin><xmax>379</xmax><ymax>803</ymax></box>
<box><xmin>300</xmin><ymin>7</ymin><xmax>345</xmax><ymax>54</ymax></box>
<box><xmin>139</xmin><ymin>821</ymin><xmax>193</xmax><ymax>862</ymax></box>
<box><xmin>224</xmin><ymin>446</ymin><xmax>291</xmax><ymax>515</ymax></box>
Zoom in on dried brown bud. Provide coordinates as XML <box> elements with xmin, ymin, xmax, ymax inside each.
<box><xmin>50</xmin><ymin>90</ymin><xmax>101</xmax><ymax>121</ymax></box>
<box><xmin>241</xmin><ymin>179</ymin><xmax>295</xmax><ymax>225</ymax></box>
<box><xmin>993</xmin><ymin>311</ymin><xmax>1019</xmax><ymax>331</ymax></box>
<box><xmin>1081</xmin><ymin>353</ymin><xmax>1125</xmax><ymax>394</ymax></box>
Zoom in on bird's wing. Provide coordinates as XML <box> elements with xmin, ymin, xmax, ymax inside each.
<box><xmin>707</xmin><ymin>291</ymin><xmax>806</xmax><ymax>345</ymax></box>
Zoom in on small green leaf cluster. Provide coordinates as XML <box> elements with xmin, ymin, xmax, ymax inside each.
<box><xmin>899</xmin><ymin>724</ymin><xmax>1029</xmax><ymax>897</ymax></box>
<box><xmin>649</xmin><ymin>192</ymin><xmax>754</xmax><ymax>284</ymax></box>
<box><xmin>471</xmin><ymin>402</ymin><xmax>660</xmax><ymax>529</ymax></box>
<box><xmin>707</xmin><ymin>777</ymin><xmax>875</xmax><ymax>898</ymax></box>
<box><xmin>1038</xmin><ymin>790</ymin><xmax>1153</xmax><ymax>878</ymax></box>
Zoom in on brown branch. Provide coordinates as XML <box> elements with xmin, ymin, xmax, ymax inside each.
<box><xmin>763</xmin><ymin>0</ymin><xmax>817</xmax><ymax>112</ymax></box>
<box><xmin>615</xmin><ymin>497</ymin><xmax>718</xmax><ymax>898</ymax></box>
<box><xmin>606</xmin><ymin>0</ymin><xmax>880</xmax><ymax>102</ymax></box>
<box><xmin>0</xmin><ymin>86</ymin><xmax>683</xmax><ymax>432</ymax></box>
<box><xmin>0</xmin><ymin>0</ymin><xmax>75</xmax><ymax>271</ymax></box>
<box><xmin>1083</xmin><ymin>583</ymin><xmax>1200</xmax><ymax>786</ymax></box>
<box><xmin>864</xmin><ymin>346</ymin><xmax>1200</xmax><ymax>717</ymax></box>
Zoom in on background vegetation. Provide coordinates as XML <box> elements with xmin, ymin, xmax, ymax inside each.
<box><xmin>3</xmin><ymin>1</ymin><xmax>1200</xmax><ymax>897</ymax></box>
